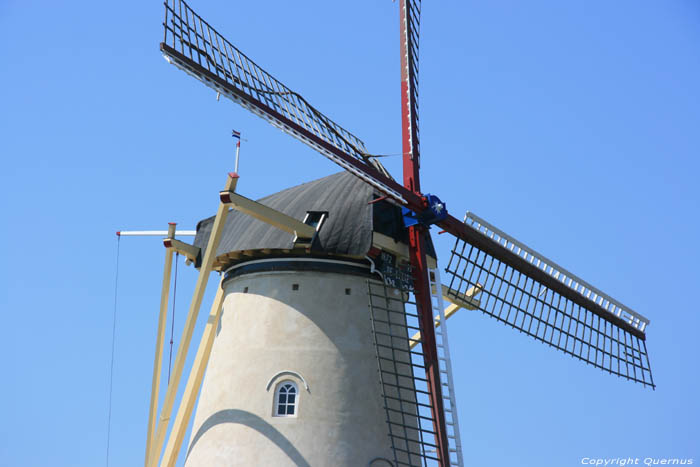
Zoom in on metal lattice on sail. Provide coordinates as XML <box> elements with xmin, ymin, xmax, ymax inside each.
<box><xmin>161</xmin><ymin>0</ymin><xmax>407</xmax><ymax>204</ymax></box>
<box><xmin>444</xmin><ymin>212</ymin><xmax>655</xmax><ymax>388</ymax></box>
<box><xmin>163</xmin><ymin>0</ymin><xmax>365</xmax><ymax>157</ymax></box>
<box><xmin>368</xmin><ymin>280</ymin><xmax>441</xmax><ymax>466</ymax></box>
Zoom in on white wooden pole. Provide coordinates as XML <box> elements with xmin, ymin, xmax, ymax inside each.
<box><xmin>234</xmin><ymin>139</ymin><xmax>241</xmax><ymax>174</ymax></box>
<box><xmin>117</xmin><ymin>230</ymin><xmax>196</xmax><ymax>237</ymax></box>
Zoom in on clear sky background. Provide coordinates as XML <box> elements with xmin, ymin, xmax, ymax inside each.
<box><xmin>1</xmin><ymin>1</ymin><xmax>699</xmax><ymax>466</ymax></box>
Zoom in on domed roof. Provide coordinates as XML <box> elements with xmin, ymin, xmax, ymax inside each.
<box><xmin>193</xmin><ymin>171</ymin><xmax>376</xmax><ymax>269</ymax></box>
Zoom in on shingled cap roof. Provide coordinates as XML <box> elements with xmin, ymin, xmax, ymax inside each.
<box><xmin>193</xmin><ymin>172</ymin><xmax>375</xmax><ymax>266</ymax></box>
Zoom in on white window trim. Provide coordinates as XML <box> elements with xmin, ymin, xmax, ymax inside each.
<box><xmin>265</xmin><ymin>370</ymin><xmax>310</xmax><ymax>393</ymax></box>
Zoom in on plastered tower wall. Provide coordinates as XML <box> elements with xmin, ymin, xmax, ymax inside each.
<box><xmin>185</xmin><ymin>264</ymin><xmax>395</xmax><ymax>466</ymax></box>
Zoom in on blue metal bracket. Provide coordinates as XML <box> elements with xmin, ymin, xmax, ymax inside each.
<box><xmin>402</xmin><ymin>193</ymin><xmax>447</xmax><ymax>228</ymax></box>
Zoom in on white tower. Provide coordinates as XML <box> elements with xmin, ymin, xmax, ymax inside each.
<box><xmin>184</xmin><ymin>172</ymin><xmax>422</xmax><ymax>466</ymax></box>
<box><xmin>186</xmin><ymin>267</ymin><xmax>392</xmax><ymax>466</ymax></box>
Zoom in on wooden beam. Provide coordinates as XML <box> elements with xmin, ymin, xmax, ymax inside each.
<box><xmin>409</xmin><ymin>284</ymin><xmax>483</xmax><ymax>350</ymax></box>
<box><xmin>147</xmin><ymin>173</ymin><xmax>237</xmax><ymax>467</ymax></box>
<box><xmin>144</xmin><ymin>223</ymin><xmax>176</xmax><ymax>467</ymax></box>
<box><xmin>442</xmin><ymin>284</ymin><xmax>482</xmax><ymax>311</ymax></box>
<box><xmin>163</xmin><ymin>238</ymin><xmax>200</xmax><ymax>264</ymax></box>
<box><xmin>160</xmin><ymin>279</ymin><xmax>226</xmax><ymax>466</ymax></box>
<box><xmin>219</xmin><ymin>191</ymin><xmax>316</xmax><ymax>239</ymax></box>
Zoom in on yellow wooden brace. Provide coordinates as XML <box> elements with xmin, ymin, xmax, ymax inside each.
<box><xmin>219</xmin><ymin>190</ymin><xmax>316</xmax><ymax>240</ymax></box>
<box><xmin>144</xmin><ymin>223</ymin><xmax>176</xmax><ymax>466</ymax></box>
<box><xmin>160</xmin><ymin>280</ymin><xmax>226</xmax><ymax>466</ymax></box>
<box><xmin>147</xmin><ymin>173</ymin><xmax>238</xmax><ymax>467</ymax></box>
<box><xmin>409</xmin><ymin>284</ymin><xmax>483</xmax><ymax>350</ymax></box>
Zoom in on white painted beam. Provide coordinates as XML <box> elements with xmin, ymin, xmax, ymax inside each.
<box><xmin>118</xmin><ymin>230</ymin><xmax>196</xmax><ymax>236</ymax></box>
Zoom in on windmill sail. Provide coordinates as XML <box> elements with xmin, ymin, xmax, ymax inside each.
<box><xmin>368</xmin><ymin>280</ymin><xmax>441</xmax><ymax>466</ymax></box>
<box><xmin>399</xmin><ymin>0</ymin><xmax>422</xmax><ymax>168</ymax></box>
<box><xmin>161</xmin><ymin>0</ymin><xmax>408</xmax><ymax>204</ymax></box>
<box><xmin>444</xmin><ymin>212</ymin><xmax>655</xmax><ymax>388</ymax></box>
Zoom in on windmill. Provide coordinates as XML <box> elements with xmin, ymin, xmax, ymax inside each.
<box><xmin>144</xmin><ymin>0</ymin><xmax>655</xmax><ymax>466</ymax></box>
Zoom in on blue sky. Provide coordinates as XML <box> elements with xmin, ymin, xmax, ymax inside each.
<box><xmin>1</xmin><ymin>1</ymin><xmax>699</xmax><ymax>466</ymax></box>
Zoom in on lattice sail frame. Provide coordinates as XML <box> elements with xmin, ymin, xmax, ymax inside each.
<box><xmin>445</xmin><ymin>212</ymin><xmax>655</xmax><ymax>388</ymax></box>
<box><xmin>400</xmin><ymin>0</ymin><xmax>422</xmax><ymax>165</ymax></box>
<box><xmin>161</xmin><ymin>0</ymin><xmax>407</xmax><ymax>204</ymax></box>
<box><xmin>368</xmin><ymin>280</ymin><xmax>442</xmax><ymax>466</ymax></box>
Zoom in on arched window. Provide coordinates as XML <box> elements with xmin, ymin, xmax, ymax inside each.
<box><xmin>274</xmin><ymin>380</ymin><xmax>298</xmax><ymax>417</ymax></box>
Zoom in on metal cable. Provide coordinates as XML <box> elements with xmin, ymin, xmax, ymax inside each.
<box><xmin>167</xmin><ymin>253</ymin><xmax>180</xmax><ymax>383</ymax></box>
<box><xmin>105</xmin><ymin>235</ymin><xmax>121</xmax><ymax>467</ymax></box>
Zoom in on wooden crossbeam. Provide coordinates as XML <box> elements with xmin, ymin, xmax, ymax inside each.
<box><xmin>442</xmin><ymin>284</ymin><xmax>482</xmax><ymax>311</ymax></box>
<box><xmin>409</xmin><ymin>284</ymin><xmax>483</xmax><ymax>350</ymax></box>
<box><xmin>219</xmin><ymin>190</ymin><xmax>316</xmax><ymax>240</ymax></box>
<box><xmin>162</xmin><ymin>238</ymin><xmax>200</xmax><ymax>264</ymax></box>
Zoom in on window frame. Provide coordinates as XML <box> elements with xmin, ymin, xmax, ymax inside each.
<box><xmin>273</xmin><ymin>380</ymin><xmax>299</xmax><ymax>418</ymax></box>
